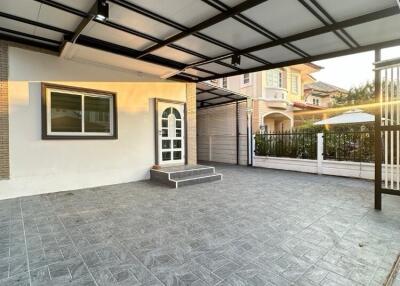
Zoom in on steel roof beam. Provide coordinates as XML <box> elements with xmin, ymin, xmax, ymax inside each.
<box><xmin>33</xmin><ymin>0</ymin><xmax>239</xmax><ymax>74</ymax></box>
<box><xmin>196</xmin><ymin>87</ymin><xmax>239</xmax><ymax>102</ymax></box>
<box><xmin>198</xmin><ymin>93</ymin><xmax>238</xmax><ymax>101</ymax></box>
<box><xmin>0</xmin><ymin>11</ymin><xmax>197</xmax><ymax>80</ymax></box>
<box><xmin>0</xmin><ymin>11</ymin><xmax>70</xmax><ymax>35</ymax></box>
<box><xmin>186</xmin><ymin>6</ymin><xmax>400</xmax><ymax>69</ymax></box>
<box><xmin>196</xmin><ymin>87</ymin><xmax>219</xmax><ymax>95</ymax></box>
<box><xmin>198</xmin><ymin>98</ymin><xmax>246</xmax><ymax>109</ymax></box>
<box><xmin>60</xmin><ymin>1</ymin><xmax>98</xmax><ymax>55</ymax></box>
<box><xmin>107</xmin><ymin>0</ymin><xmax>269</xmax><ymax>66</ymax></box>
<box><xmin>0</xmin><ymin>13</ymin><xmax>210</xmax><ymax>80</ymax></box>
<box><xmin>201</xmin><ymin>0</ymin><xmax>309</xmax><ymax>58</ymax></box>
<box><xmin>200</xmin><ymin>37</ymin><xmax>400</xmax><ymax>81</ymax></box>
<box><xmin>0</xmin><ymin>27</ymin><xmax>60</xmax><ymax>45</ymax></box>
<box><xmin>308</xmin><ymin>0</ymin><xmax>360</xmax><ymax>47</ymax></box>
<box><xmin>136</xmin><ymin>0</ymin><xmax>269</xmax><ymax>58</ymax></box>
<box><xmin>0</xmin><ymin>32</ymin><xmax>59</xmax><ymax>52</ymax></box>
<box><xmin>298</xmin><ymin>0</ymin><xmax>354</xmax><ymax>49</ymax></box>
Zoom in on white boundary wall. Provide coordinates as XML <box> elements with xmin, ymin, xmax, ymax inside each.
<box><xmin>253</xmin><ymin>156</ymin><xmax>374</xmax><ymax>180</ymax></box>
<box><xmin>253</xmin><ymin>132</ymin><xmax>375</xmax><ymax>180</ymax></box>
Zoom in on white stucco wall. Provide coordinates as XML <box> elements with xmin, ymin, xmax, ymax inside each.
<box><xmin>253</xmin><ymin>156</ymin><xmax>375</xmax><ymax>180</ymax></box>
<box><xmin>0</xmin><ymin>47</ymin><xmax>190</xmax><ymax>199</ymax></box>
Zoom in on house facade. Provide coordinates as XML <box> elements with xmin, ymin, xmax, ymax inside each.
<box><xmin>0</xmin><ymin>41</ymin><xmax>198</xmax><ymax>199</ymax></box>
<box><xmin>209</xmin><ymin>63</ymin><xmax>322</xmax><ymax>133</ymax></box>
<box><xmin>304</xmin><ymin>81</ymin><xmax>348</xmax><ymax>108</ymax></box>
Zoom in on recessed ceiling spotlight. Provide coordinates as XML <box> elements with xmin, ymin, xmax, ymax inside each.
<box><xmin>95</xmin><ymin>0</ymin><xmax>109</xmax><ymax>21</ymax></box>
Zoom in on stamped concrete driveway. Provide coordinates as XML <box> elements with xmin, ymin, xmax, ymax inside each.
<box><xmin>0</xmin><ymin>164</ymin><xmax>400</xmax><ymax>286</ymax></box>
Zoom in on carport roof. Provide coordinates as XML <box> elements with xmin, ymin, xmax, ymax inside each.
<box><xmin>1</xmin><ymin>0</ymin><xmax>400</xmax><ymax>82</ymax></box>
<box><xmin>196</xmin><ymin>82</ymin><xmax>248</xmax><ymax>108</ymax></box>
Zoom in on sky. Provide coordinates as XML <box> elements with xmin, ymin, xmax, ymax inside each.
<box><xmin>312</xmin><ymin>46</ymin><xmax>400</xmax><ymax>90</ymax></box>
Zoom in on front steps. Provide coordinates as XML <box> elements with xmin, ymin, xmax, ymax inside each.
<box><xmin>150</xmin><ymin>165</ymin><xmax>222</xmax><ymax>188</ymax></box>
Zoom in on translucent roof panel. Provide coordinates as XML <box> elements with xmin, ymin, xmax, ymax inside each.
<box><xmin>196</xmin><ymin>82</ymin><xmax>247</xmax><ymax>108</ymax></box>
<box><xmin>0</xmin><ymin>0</ymin><xmax>399</xmax><ymax>82</ymax></box>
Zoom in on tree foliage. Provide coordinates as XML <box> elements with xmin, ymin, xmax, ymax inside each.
<box><xmin>334</xmin><ymin>81</ymin><xmax>374</xmax><ymax>106</ymax></box>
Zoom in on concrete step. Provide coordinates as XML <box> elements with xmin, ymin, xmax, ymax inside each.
<box><xmin>150</xmin><ymin>165</ymin><xmax>222</xmax><ymax>188</ymax></box>
<box><xmin>169</xmin><ymin>166</ymin><xmax>215</xmax><ymax>180</ymax></box>
<box><xmin>173</xmin><ymin>173</ymin><xmax>223</xmax><ymax>188</ymax></box>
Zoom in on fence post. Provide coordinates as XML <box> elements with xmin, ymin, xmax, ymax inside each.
<box><xmin>252</xmin><ymin>134</ymin><xmax>256</xmax><ymax>159</ymax></box>
<box><xmin>209</xmin><ymin>136</ymin><xmax>212</xmax><ymax>161</ymax></box>
<box><xmin>317</xmin><ymin>133</ymin><xmax>324</xmax><ymax>174</ymax></box>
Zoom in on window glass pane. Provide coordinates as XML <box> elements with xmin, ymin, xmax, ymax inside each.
<box><xmin>162</xmin><ymin>119</ymin><xmax>168</xmax><ymax>128</ymax></box>
<box><xmin>243</xmin><ymin>73</ymin><xmax>249</xmax><ymax>84</ymax></box>
<box><xmin>162</xmin><ymin>140</ymin><xmax>171</xmax><ymax>149</ymax></box>
<box><xmin>176</xmin><ymin>129</ymin><xmax>181</xmax><ymax>137</ymax></box>
<box><xmin>162</xmin><ymin>108</ymin><xmax>171</xmax><ymax>118</ymax></box>
<box><xmin>222</xmin><ymin>78</ymin><xmax>227</xmax><ymax>88</ymax></box>
<box><xmin>172</xmin><ymin>108</ymin><xmax>181</xmax><ymax>119</ymax></box>
<box><xmin>173</xmin><ymin>151</ymin><xmax>182</xmax><ymax>160</ymax></box>
<box><xmin>291</xmin><ymin>74</ymin><xmax>298</xmax><ymax>93</ymax></box>
<box><xmin>51</xmin><ymin>92</ymin><xmax>82</xmax><ymax>132</ymax></box>
<box><xmin>176</xmin><ymin>120</ymin><xmax>181</xmax><ymax>128</ymax></box>
<box><xmin>162</xmin><ymin>152</ymin><xmax>171</xmax><ymax>161</ymax></box>
<box><xmin>84</xmin><ymin>96</ymin><xmax>111</xmax><ymax>133</ymax></box>
<box><xmin>162</xmin><ymin>129</ymin><xmax>168</xmax><ymax>137</ymax></box>
<box><xmin>173</xmin><ymin>140</ymin><xmax>181</xmax><ymax>148</ymax></box>
<box><xmin>267</xmin><ymin>70</ymin><xmax>283</xmax><ymax>88</ymax></box>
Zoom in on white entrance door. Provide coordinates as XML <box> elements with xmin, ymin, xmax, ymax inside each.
<box><xmin>158</xmin><ymin>101</ymin><xmax>185</xmax><ymax>166</ymax></box>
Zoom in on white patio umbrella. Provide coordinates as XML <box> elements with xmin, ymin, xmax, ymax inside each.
<box><xmin>314</xmin><ymin>109</ymin><xmax>375</xmax><ymax>125</ymax></box>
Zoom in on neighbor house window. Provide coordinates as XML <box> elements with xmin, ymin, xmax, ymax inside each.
<box><xmin>291</xmin><ymin>74</ymin><xmax>299</xmax><ymax>94</ymax></box>
<box><xmin>313</xmin><ymin>98</ymin><xmax>320</xmax><ymax>106</ymax></box>
<box><xmin>222</xmin><ymin>77</ymin><xmax>228</xmax><ymax>88</ymax></box>
<box><xmin>242</xmin><ymin>73</ymin><xmax>250</xmax><ymax>85</ymax></box>
<box><xmin>266</xmin><ymin>69</ymin><xmax>283</xmax><ymax>88</ymax></box>
<box><xmin>42</xmin><ymin>83</ymin><xmax>117</xmax><ymax>139</ymax></box>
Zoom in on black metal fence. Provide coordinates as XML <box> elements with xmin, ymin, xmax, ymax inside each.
<box><xmin>255</xmin><ymin>131</ymin><xmax>317</xmax><ymax>159</ymax></box>
<box><xmin>255</xmin><ymin>130</ymin><xmax>374</xmax><ymax>162</ymax></box>
<box><xmin>323</xmin><ymin>131</ymin><xmax>374</xmax><ymax>163</ymax></box>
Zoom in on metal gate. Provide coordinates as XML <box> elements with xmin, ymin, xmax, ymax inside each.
<box><xmin>375</xmin><ymin>51</ymin><xmax>400</xmax><ymax>210</ymax></box>
<box><xmin>197</xmin><ymin>101</ymin><xmax>250</xmax><ymax>166</ymax></box>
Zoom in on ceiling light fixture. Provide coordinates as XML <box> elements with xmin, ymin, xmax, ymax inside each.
<box><xmin>231</xmin><ymin>54</ymin><xmax>241</xmax><ymax>66</ymax></box>
<box><xmin>95</xmin><ymin>0</ymin><xmax>109</xmax><ymax>21</ymax></box>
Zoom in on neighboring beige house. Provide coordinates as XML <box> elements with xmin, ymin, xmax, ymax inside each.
<box><xmin>304</xmin><ymin>81</ymin><xmax>348</xmax><ymax>108</ymax></box>
<box><xmin>209</xmin><ymin>63</ymin><xmax>322</xmax><ymax>133</ymax></box>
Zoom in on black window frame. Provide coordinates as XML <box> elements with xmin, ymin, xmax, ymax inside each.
<box><xmin>41</xmin><ymin>83</ymin><xmax>118</xmax><ymax>140</ymax></box>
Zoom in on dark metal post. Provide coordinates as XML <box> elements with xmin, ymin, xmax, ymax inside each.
<box><xmin>236</xmin><ymin>101</ymin><xmax>239</xmax><ymax>165</ymax></box>
<box><xmin>246</xmin><ymin>100</ymin><xmax>252</xmax><ymax>166</ymax></box>
<box><xmin>247</xmin><ymin>109</ymin><xmax>249</xmax><ymax>166</ymax></box>
<box><xmin>374</xmin><ymin>49</ymin><xmax>382</xmax><ymax>210</ymax></box>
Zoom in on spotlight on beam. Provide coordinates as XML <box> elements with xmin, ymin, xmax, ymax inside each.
<box><xmin>95</xmin><ymin>0</ymin><xmax>109</xmax><ymax>21</ymax></box>
<box><xmin>231</xmin><ymin>54</ymin><xmax>241</xmax><ymax>66</ymax></box>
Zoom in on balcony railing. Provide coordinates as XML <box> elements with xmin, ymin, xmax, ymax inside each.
<box><xmin>263</xmin><ymin>87</ymin><xmax>288</xmax><ymax>101</ymax></box>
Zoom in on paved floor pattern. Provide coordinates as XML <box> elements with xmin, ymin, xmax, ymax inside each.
<box><xmin>0</xmin><ymin>164</ymin><xmax>400</xmax><ymax>286</ymax></box>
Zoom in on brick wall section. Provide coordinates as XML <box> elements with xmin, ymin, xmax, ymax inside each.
<box><xmin>0</xmin><ymin>41</ymin><xmax>9</xmax><ymax>179</ymax></box>
<box><xmin>186</xmin><ymin>83</ymin><xmax>197</xmax><ymax>165</ymax></box>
